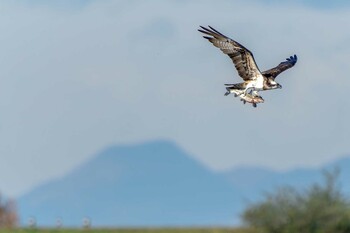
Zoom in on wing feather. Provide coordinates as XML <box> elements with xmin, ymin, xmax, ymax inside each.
<box><xmin>262</xmin><ymin>55</ymin><xmax>297</xmax><ymax>79</ymax></box>
<box><xmin>198</xmin><ymin>26</ymin><xmax>261</xmax><ymax>81</ymax></box>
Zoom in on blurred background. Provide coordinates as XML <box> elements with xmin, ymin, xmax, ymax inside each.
<box><xmin>0</xmin><ymin>0</ymin><xmax>350</xmax><ymax>229</ymax></box>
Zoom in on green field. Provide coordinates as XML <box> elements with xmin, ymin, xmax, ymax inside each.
<box><xmin>0</xmin><ymin>228</ymin><xmax>258</xmax><ymax>233</ymax></box>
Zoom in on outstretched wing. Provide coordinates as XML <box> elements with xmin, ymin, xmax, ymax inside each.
<box><xmin>198</xmin><ymin>26</ymin><xmax>261</xmax><ymax>81</ymax></box>
<box><xmin>262</xmin><ymin>55</ymin><xmax>297</xmax><ymax>79</ymax></box>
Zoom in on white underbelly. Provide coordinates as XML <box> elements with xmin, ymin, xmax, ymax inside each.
<box><xmin>248</xmin><ymin>75</ymin><xmax>264</xmax><ymax>90</ymax></box>
<box><xmin>255</xmin><ymin>75</ymin><xmax>264</xmax><ymax>88</ymax></box>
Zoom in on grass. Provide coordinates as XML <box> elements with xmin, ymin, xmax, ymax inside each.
<box><xmin>0</xmin><ymin>228</ymin><xmax>259</xmax><ymax>233</ymax></box>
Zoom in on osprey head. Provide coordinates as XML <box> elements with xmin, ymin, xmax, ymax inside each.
<box><xmin>266</xmin><ymin>79</ymin><xmax>282</xmax><ymax>89</ymax></box>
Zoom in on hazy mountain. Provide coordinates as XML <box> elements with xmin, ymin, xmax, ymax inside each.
<box><xmin>18</xmin><ymin>140</ymin><xmax>242</xmax><ymax>227</ymax></box>
<box><xmin>222</xmin><ymin>157</ymin><xmax>350</xmax><ymax>202</ymax></box>
<box><xmin>18</xmin><ymin>140</ymin><xmax>350</xmax><ymax>227</ymax></box>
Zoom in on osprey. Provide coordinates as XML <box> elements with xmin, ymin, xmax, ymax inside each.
<box><xmin>198</xmin><ymin>26</ymin><xmax>297</xmax><ymax>104</ymax></box>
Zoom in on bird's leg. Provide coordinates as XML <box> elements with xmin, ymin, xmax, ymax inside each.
<box><xmin>240</xmin><ymin>87</ymin><xmax>250</xmax><ymax>97</ymax></box>
<box><xmin>234</xmin><ymin>87</ymin><xmax>251</xmax><ymax>97</ymax></box>
<box><xmin>251</xmin><ymin>90</ymin><xmax>259</xmax><ymax>97</ymax></box>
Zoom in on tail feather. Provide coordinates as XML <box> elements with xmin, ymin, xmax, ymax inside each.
<box><xmin>224</xmin><ymin>83</ymin><xmax>246</xmax><ymax>96</ymax></box>
<box><xmin>225</xmin><ymin>83</ymin><xmax>246</xmax><ymax>89</ymax></box>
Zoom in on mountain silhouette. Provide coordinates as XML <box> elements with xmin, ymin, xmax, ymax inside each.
<box><xmin>19</xmin><ymin>140</ymin><xmax>241</xmax><ymax>227</ymax></box>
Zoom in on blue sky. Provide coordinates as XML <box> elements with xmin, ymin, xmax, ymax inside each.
<box><xmin>260</xmin><ymin>0</ymin><xmax>350</xmax><ymax>8</ymax></box>
<box><xmin>1</xmin><ymin>0</ymin><xmax>350</xmax><ymax>197</ymax></box>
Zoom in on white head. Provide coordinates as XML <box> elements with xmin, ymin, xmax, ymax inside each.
<box><xmin>268</xmin><ymin>79</ymin><xmax>282</xmax><ymax>89</ymax></box>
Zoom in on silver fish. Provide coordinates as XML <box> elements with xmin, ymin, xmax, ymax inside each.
<box><xmin>230</xmin><ymin>89</ymin><xmax>264</xmax><ymax>108</ymax></box>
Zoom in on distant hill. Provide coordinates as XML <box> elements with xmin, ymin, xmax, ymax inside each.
<box><xmin>18</xmin><ymin>140</ymin><xmax>350</xmax><ymax>227</ymax></box>
<box><xmin>221</xmin><ymin>157</ymin><xmax>350</xmax><ymax>204</ymax></box>
<box><xmin>18</xmin><ymin>140</ymin><xmax>242</xmax><ymax>227</ymax></box>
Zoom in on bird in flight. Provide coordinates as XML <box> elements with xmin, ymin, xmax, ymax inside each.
<box><xmin>198</xmin><ymin>26</ymin><xmax>297</xmax><ymax>107</ymax></box>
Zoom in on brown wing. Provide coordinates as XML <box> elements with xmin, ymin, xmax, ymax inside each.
<box><xmin>198</xmin><ymin>26</ymin><xmax>261</xmax><ymax>81</ymax></box>
<box><xmin>262</xmin><ymin>55</ymin><xmax>297</xmax><ymax>80</ymax></box>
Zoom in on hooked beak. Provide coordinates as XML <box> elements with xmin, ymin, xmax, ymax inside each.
<box><xmin>277</xmin><ymin>83</ymin><xmax>282</xmax><ymax>89</ymax></box>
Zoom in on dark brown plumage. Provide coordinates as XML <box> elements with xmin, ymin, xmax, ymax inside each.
<box><xmin>262</xmin><ymin>55</ymin><xmax>298</xmax><ymax>80</ymax></box>
<box><xmin>198</xmin><ymin>26</ymin><xmax>261</xmax><ymax>81</ymax></box>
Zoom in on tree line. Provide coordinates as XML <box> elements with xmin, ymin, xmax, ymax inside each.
<box><xmin>242</xmin><ymin>169</ymin><xmax>350</xmax><ymax>233</ymax></box>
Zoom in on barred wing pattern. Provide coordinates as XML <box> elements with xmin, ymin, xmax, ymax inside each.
<box><xmin>262</xmin><ymin>55</ymin><xmax>297</xmax><ymax>79</ymax></box>
<box><xmin>198</xmin><ymin>26</ymin><xmax>261</xmax><ymax>81</ymax></box>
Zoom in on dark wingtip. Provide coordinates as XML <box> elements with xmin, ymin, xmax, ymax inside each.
<box><xmin>286</xmin><ymin>54</ymin><xmax>297</xmax><ymax>64</ymax></box>
<box><xmin>198</xmin><ymin>27</ymin><xmax>213</xmax><ymax>37</ymax></box>
<box><xmin>199</xmin><ymin>25</ymin><xmax>210</xmax><ymax>32</ymax></box>
<box><xmin>292</xmin><ymin>54</ymin><xmax>297</xmax><ymax>64</ymax></box>
<box><xmin>208</xmin><ymin>25</ymin><xmax>224</xmax><ymax>36</ymax></box>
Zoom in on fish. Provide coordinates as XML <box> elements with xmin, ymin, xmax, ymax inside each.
<box><xmin>229</xmin><ymin>89</ymin><xmax>264</xmax><ymax>108</ymax></box>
